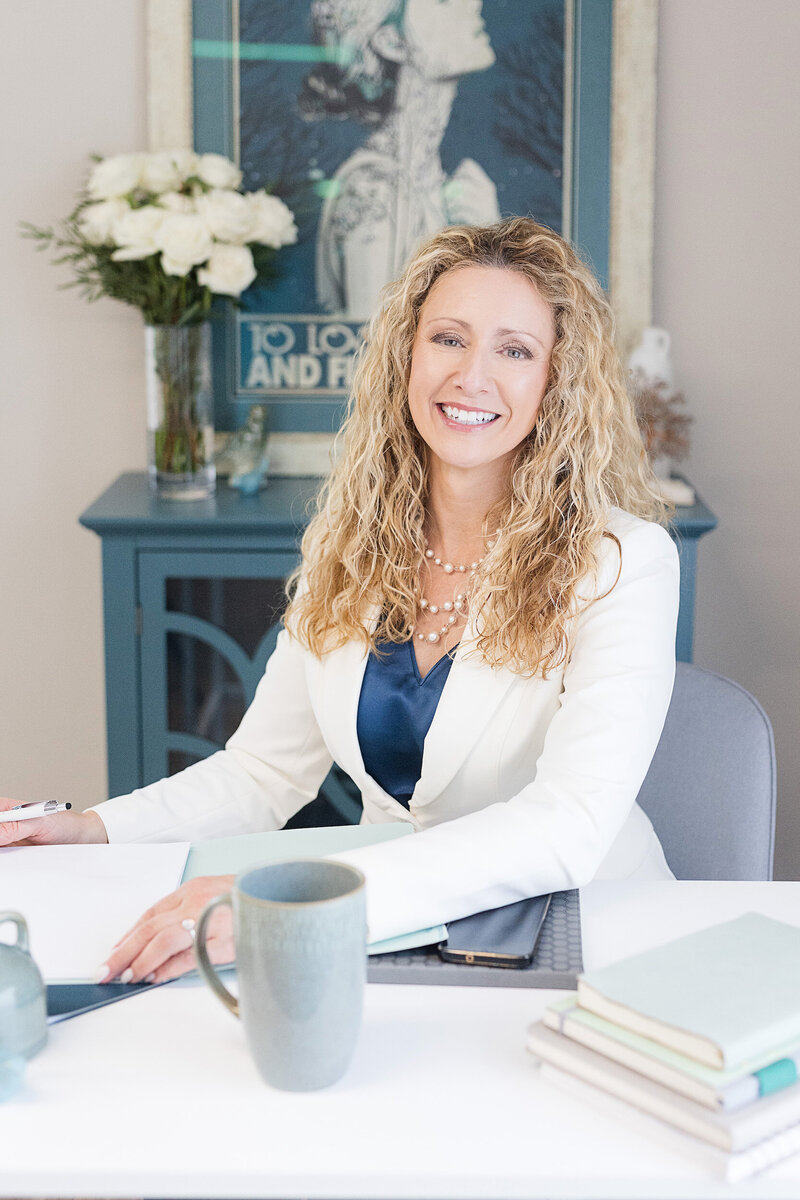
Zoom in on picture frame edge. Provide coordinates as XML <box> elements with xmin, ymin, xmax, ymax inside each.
<box><xmin>609</xmin><ymin>0</ymin><xmax>659</xmax><ymax>358</ymax></box>
<box><xmin>146</xmin><ymin>0</ymin><xmax>193</xmax><ymax>152</ymax></box>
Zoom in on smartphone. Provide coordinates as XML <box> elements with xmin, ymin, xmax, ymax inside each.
<box><xmin>437</xmin><ymin>894</ymin><xmax>551</xmax><ymax>968</ymax></box>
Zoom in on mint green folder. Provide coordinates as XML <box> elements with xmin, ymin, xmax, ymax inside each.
<box><xmin>183</xmin><ymin>823</ymin><xmax>446</xmax><ymax>954</ymax></box>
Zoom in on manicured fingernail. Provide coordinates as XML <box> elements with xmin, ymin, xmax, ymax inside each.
<box><xmin>93</xmin><ymin>963</ymin><xmax>110</xmax><ymax>983</ymax></box>
<box><xmin>119</xmin><ymin>968</ymin><xmax>134</xmax><ymax>984</ymax></box>
<box><xmin>144</xmin><ymin>972</ymin><xmax>156</xmax><ymax>984</ymax></box>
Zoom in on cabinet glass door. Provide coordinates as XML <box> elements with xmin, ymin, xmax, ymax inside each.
<box><xmin>138</xmin><ymin>550</ymin><xmax>361</xmax><ymax>824</ymax></box>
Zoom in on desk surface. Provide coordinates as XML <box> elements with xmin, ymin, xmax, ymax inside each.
<box><xmin>6</xmin><ymin>881</ymin><xmax>800</xmax><ymax>1200</ymax></box>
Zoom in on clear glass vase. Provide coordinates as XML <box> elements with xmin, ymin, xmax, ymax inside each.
<box><xmin>145</xmin><ymin>323</ymin><xmax>216</xmax><ymax>500</ymax></box>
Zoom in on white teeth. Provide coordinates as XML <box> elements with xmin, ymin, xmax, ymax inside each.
<box><xmin>441</xmin><ymin>405</ymin><xmax>498</xmax><ymax>425</ymax></box>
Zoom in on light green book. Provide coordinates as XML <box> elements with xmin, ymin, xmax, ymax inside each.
<box><xmin>577</xmin><ymin>913</ymin><xmax>800</xmax><ymax>1069</ymax></box>
<box><xmin>183</xmin><ymin>823</ymin><xmax>446</xmax><ymax>954</ymax></box>
<box><xmin>545</xmin><ymin>996</ymin><xmax>800</xmax><ymax>1112</ymax></box>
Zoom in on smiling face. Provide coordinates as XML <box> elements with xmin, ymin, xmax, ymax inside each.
<box><xmin>407</xmin><ymin>265</ymin><xmax>556</xmax><ymax>490</ymax></box>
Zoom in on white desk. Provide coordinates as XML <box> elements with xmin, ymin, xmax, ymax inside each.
<box><xmin>5</xmin><ymin>881</ymin><xmax>800</xmax><ymax>1200</ymax></box>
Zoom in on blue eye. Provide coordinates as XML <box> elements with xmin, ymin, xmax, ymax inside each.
<box><xmin>432</xmin><ymin>333</ymin><xmax>463</xmax><ymax>347</ymax></box>
<box><xmin>504</xmin><ymin>344</ymin><xmax>532</xmax><ymax>360</ymax></box>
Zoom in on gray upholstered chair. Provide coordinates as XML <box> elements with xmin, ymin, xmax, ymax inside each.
<box><xmin>635</xmin><ymin>662</ymin><xmax>776</xmax><ymax>880</ymax></box>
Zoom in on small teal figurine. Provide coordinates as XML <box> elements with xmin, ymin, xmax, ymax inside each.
<box><xmin>0</xmin><ymin>911</ymin><xmax>48</xmax><ymax>1100</ymax></box>
<box><xmin>219</xmin><ymin>405</ymin><xmax>270</xmax><ymax>495</ymax></box>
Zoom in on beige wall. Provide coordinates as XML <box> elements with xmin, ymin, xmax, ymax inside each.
<box><xmin>2</xmin><ymin>3</ymin><xmax>798</xmax><ymax>872</ymax></box>
<box><xmin>0</xmin><ymin>2</ymin><xmax>146</xmax><ymax>807</ymax></box>
<box><xmin>653</xmin><ymin>0</ymin><xmax>800</xmax><ymax>876</ymax></box>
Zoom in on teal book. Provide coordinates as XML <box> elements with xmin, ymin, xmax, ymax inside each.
<box><xmin>577</xmin><ymin>914</ymin><xmax>800</xmax><ymax>1069</ymax></box>
<box><xmin>183</xmin><ymin>822</ymin><xmax>447</xmax><ymax>955</ymax></box>
<box><xmin>545</xmin><ymin>996</ymin><xmax>800</xmax><ymax>1112</ymax></box>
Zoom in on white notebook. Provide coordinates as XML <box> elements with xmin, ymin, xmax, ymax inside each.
<box><xmin>0</xmin><ymin>843</ymin><xmax>190</xmax><ymax>982</ymax></box>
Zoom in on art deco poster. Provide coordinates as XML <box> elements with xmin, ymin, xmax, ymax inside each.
<box><xmin>191</xmin><ymin>0</ymin><xmax>608</xmax><ymax>421</ymax></box>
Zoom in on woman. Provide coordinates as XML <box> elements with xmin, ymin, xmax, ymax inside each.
<box><xmin>1</xmin><ymin>218</ymin><xmax>679</xmax><ymax>984</ymax></box>
<box><xmin>303</xmin><ymin>0</ymin><xmax>500</xmax><ymax>318</ymax></box>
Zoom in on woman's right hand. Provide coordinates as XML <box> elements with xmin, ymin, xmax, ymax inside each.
<box><xmin>0</xmin><ymin>798</ymin><xmax>108</xmax><ymax>847</ymax></box>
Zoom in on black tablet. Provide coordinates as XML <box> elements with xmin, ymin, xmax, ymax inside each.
<box><xmin>46</xmin><ymin>981</ymin><xmax>158</xmax><ymax>1023</ymax></box>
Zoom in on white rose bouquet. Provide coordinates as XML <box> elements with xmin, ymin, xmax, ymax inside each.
<box><xmin>22</xmin><ymin>151</ymin><xmax>297</xmax><ymax>493</ymax></box>
<box><xmin>22</xmin><ymin>149</ymin><xmax>297</xmax><ymax>324</ymax></box>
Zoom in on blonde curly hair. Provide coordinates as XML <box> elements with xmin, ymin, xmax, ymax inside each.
<box><xmin>286</xmin><ymin>217</ymin><xmax>666</xmax><ymax>675</ymax></box>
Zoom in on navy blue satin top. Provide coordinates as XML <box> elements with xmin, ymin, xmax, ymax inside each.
<box><xmin>356</xmin><ymin>640</ymin><xmax>456</xmax><ymax>808</ymax></box>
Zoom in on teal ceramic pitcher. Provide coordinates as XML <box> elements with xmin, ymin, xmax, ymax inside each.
<box><xmin>0</xmin><ymin>911</ymin><xmax>47</xmax><ymax>1087</ymax></box>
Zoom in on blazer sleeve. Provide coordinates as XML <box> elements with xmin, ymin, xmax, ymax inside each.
<box><xmin>90</xmin><ymin>627</ymin><xmax>334</xmax><ymax>843</ymax></box>
<box><xmin>330</xmin><ymin>521</ymin><xmax>680</xmax><ymax>942</ymax></box>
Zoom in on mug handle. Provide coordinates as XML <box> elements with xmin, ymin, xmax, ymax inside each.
<box><xmin>0</xmin><ymin>912</ymin><xmax>29</xmax><ymax>953</ymax></box>
<box><xmin>195</xmin><ymin>893</ymin><xmax>239</xmax><ymax>1018</ymax></box>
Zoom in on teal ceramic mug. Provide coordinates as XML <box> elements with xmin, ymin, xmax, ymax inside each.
<box><xmin>196</xmin><ymin>860</ymin><xmax>366</xmax><ymax>1092</ymax></box>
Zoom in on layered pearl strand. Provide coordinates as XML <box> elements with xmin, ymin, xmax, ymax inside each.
<box><xmin>417</xmin><ymin>591</ymin><xmax>468</xmax><ymax>644</ymax></box>
<box><xmin>415</xmin><ymin>541</ymin><xmax>492</xmax><ymax>644</ymax></box>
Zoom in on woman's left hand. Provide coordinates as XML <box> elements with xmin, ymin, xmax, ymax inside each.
<box><xmin>95</xmin><ymin>875</ymin><xmax>236</xmax><ymax>985</ymax></box>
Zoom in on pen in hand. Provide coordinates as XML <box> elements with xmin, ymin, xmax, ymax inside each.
<box><xmin>0</xmin><ymin>801</ymin><xmax>72</xmax><ymax>824</ymax></box>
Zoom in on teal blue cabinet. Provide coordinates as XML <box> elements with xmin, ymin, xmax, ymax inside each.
<box><xmin>80</xmin><ymin>472</ymin><xmax>359</xmax><ymax>824</ymax></box>
<box><xmin>668</xmin><ymin>486</ymin><xmax>718</xmax><ymax>662</ymax></box>
<box><xmin>81</xmin><ymin>473</ymin><xmax>716</xmax><ymax>809</ymax></box>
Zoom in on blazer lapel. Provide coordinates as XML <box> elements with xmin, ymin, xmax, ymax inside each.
<box><xmin>412</xmin><ymin>623</ymin><xmax>518</xmax><ymax>808</ymax></box>
<box><xmin>318</xmin><ymin>622</ymin><xmax>422</xmax><ymax>819</ymax></box>
<box><xmin>318</xmin><ymin>636</ymin><xmax>371</xmax><ymax>780</ymax></box>
<box><xmin>318</xmin><ymin>602</ymin><xmax>385</xmax><ymax>785</ymax></box>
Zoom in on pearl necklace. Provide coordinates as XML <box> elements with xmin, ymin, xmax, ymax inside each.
<box><xmin>423</xmin><ymin>547</ymin><xmax>485</xmax><ymax>575</ymax></box>
<box><xmin>417</xmin><ymin>592</ymin><xmax>468</xmax><ymax>643</ymax></box>
<box><xmin>415</xmin><ymin>539</ymin><xmax>493</xmax><ymax>644</ymax></box>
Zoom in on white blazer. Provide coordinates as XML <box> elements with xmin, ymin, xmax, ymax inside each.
<box><xmin>93</xmin><ymin>509</ymin><xmax>680</xmax><ymax>942</ymax></box>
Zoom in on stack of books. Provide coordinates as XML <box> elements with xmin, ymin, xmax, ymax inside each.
<box><xmin>527</xmin><ymin>912</ymin><xmax>800</xmax><ymax>1181</ymax></box>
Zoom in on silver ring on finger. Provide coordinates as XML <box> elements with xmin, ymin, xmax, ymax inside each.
<box><xmin>181</xmin><ymin>917</ymin><xmax>197</xmax><ymax>944</ymax></box>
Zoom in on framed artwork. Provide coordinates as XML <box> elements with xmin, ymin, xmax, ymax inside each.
<box><xmin>147</xmin><ymin>0</ymin><xmax>657</xmax><ymax>439</ymax></box>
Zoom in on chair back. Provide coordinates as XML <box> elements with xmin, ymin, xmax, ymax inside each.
<box><xmin>635</xmin><ymin>663</ymin><xmax>776</xmax><ymax>880</ymax></box>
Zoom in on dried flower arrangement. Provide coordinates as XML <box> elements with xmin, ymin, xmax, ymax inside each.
<box><xmin>630</xmin><ymin>374</ymin><xmax>693</xmax><ymax>465</ymax></box>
